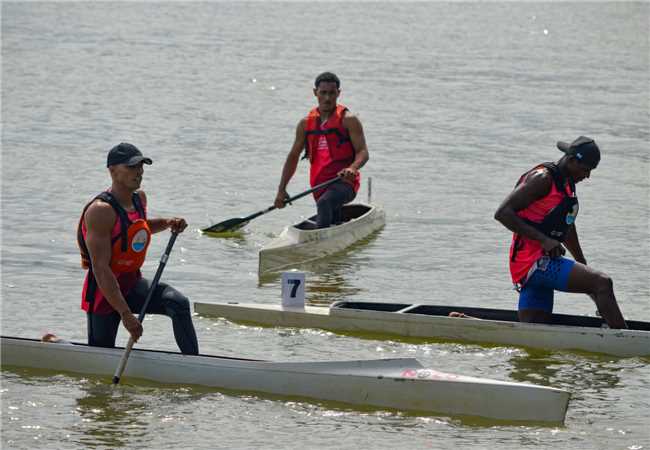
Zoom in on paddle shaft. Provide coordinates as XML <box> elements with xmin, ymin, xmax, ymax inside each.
<box><xmin>112</xmin><ymin>231</ymin><xmax>178</xmax><ymax>385</ymax></box>
<box><xmin>244</xmin><ymin>176</ymin><xmax>342</xmax><ymax>221</ymax></box>
<box><xmin>202</xmin><ymin>176</ymin><xmax>342</xmax><ymax>233</ymax></box>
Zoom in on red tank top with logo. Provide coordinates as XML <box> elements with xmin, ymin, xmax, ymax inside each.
<box><xmin>508</xmin><ymin>166</ymin><xmax>577</xmax><ymax>284</ymax></box>
<box><xmin>304</xmin><ymin>104</ymin><xmax>360</xmax><ymax>199</ymax></box>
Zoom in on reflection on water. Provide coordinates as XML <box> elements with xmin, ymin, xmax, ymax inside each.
<box><xmin>505</xmin><ymin>351</ymin><xmax>640</xmax><ymax>424</ymax></box>
<box><xmin>258</xmin><ymin>230</ymin><xmax>384</xmax><ymax>305</ymax></box>
<box><xmin>258</xmin><ymin>259</ymin><xmax>364</xmax><ymax>304</ymax></box>
<box><xmin>507</xmin><ymin>351</ymin><xmax>624</xmax><ymax>398</ymax></box>
<box><xmin>0</xmin><ymin>369</ymin><xmax>145</xmax><ymax>449</ymax></box>
<box><xmin>507</xmin><ymin>350</ymin><xmax>563</xmax><ymax>386</ymax></box>
<box><xmin>2</xmin><ymin>367</ymin><xmax>221</xmax><ymax>449</ymax></box>
<box><xmin>74</xmin><ymin>382</ymin><xmax>149</xmax><ymax>449</ymax></box>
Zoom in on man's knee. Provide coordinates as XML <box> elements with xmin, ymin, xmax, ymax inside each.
<box><xmin>164</xmin><ymin>289</ymin><xmax>191</xmax><ymax>315</ymax></box>
<box><xmin>316</xmin><ymin>195</ymin><xmax>334</xmax><ymax>210</ymax></box>
<box><xmin>593</xmin><ymin>272</ymin><xmax>614</xmax><ymax>295</ymax></box>
<box><xmin>171</xmin><ymin>294</ymin><xmax>191</xmax><ymax>312</ymax></box>
<box><xmin>176</xmin><ymin>294</ymin><xmax>191</xmax><ymax>312</ymax></box>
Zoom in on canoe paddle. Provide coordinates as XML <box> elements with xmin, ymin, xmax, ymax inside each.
<box><xmin>201</xmin><ymin>176</ymin><xmax>342</xmax><ymax>235</ymax></box>
<box><xmin>112</xmin><ymin>231</ymin><xmax>178</xmax><ymax>385</ymax></box>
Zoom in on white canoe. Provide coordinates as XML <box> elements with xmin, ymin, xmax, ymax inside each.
<box><xmin>1</xmin><ymin>336</ymin><xmax>569</xmax><ymax>423</ymax></box>
<box><xmin>193</xmin><ymin>301</ymin><xmax>650</xmax><ymax>358</ymax></box>
<box><xmin>258</xmin><ymin>203</ymin><xmax>385</xmax><ymax>275</ymax></box>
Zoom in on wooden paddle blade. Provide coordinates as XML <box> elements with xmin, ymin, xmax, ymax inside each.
<box><xmin>201</xmin><ymin>218</ymin><xmax>249</xmax><ymax>234</ymax></box>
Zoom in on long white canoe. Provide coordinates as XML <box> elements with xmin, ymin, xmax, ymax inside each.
<box><xmin>259</xmin><ymin>203</ymin><xmax>385</xmax><ymax>275</ymax></box>
<box><xmin>1</xmin><ymin>336</ymin><xmax>569</xmax><ymax>423</ymax></box>
<box><xmin>193</xmin><ymin>301</ymin><xmax>650</xmax><ymax>357</ymax></box>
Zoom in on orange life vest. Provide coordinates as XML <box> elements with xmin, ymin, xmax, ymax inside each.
<box><xmin>77</xmin><ymin>191</ymin><xmax>151</xmax><ymax>314</ymax></box>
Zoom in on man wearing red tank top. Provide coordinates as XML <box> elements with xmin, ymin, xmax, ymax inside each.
<box><xmin>495</xmin><ymin>136</ymin><xmax>627</xmax><ymax>329</ymax></box>
<box><xmin>78</xmin><ymin>143</ymin><xmax>199</xmax><ymax>353</ymax></box>
<box><xmin>274</xmin><ymin>72</ymin><xmax>370</xmax><ymax>228</ymax></box>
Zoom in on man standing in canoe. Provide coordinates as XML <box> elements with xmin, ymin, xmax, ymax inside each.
<box><xmin>274</xmin><ymin>72</ymin><xmax>369</xmax><ymax>228</ymax></box>
<box><xmin>494</xmin><ymin>136</ymin><xmax>627</xmax><ymax>329</ymax></box>
<box><xmin>77</xmin><ymin>143</ymin><xmax>199</xmax><ymax>353</ymax></box>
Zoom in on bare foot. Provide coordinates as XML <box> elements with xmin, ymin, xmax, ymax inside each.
<box><xmin>448</xmin><ymin>311</ymin><xmax>480</xmax><ymax>319</ymax></box>
<box><xmin>41</xmin><ymin>333</ymin><xmax>64</xmax><ymax>343</ymax></box>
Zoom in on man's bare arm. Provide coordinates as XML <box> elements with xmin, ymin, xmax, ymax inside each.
<box><xmin>494</xmin><ymin>170</ymin><xmax>565</xmax><ymax>257</ymax></box>
<box><xmin>275</xmin><ymin>118</ymin><xmax>307</xmax><ymax>208</ymax></box>
<box><xmin>344</xmin><ymin>114</ymin><xmax>369</xmax><ymax>171</ymax></box>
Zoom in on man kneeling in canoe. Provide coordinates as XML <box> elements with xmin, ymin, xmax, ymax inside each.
<box><xmin>274</xmin><ymin>72</ymin><xmax>369</xmax><ymax>228</ymax></box>
<box><xmin>494</xmin><ymin>136</ymin><xmax>627</xmax><ymax>329</ymax></box>
<box><xmin>77</xmin><ymin>143</ymin><xmax>199</xmax><ymax>353</ymax></box>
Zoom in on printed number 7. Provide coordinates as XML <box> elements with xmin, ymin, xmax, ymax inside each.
<box><xmin>288</xmin><ymin>279</ymin><xmax>301</xmax><ymax>297</ymax></box>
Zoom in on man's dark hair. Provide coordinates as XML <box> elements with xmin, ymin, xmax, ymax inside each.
<box><xmin>314</xmin><ymin>72</ymin><xmax>340</xmax><ymax>89</ymax></box>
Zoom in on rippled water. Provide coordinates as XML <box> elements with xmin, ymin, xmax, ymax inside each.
<box><xmin>2</xmin><ymin>2</ymin><xmax>649</xmax><ymax>449</ymax></box>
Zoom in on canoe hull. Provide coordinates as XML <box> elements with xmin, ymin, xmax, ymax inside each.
<box><xmin>193</xmin><ymin>302</ymin><xmax>650</xmax><ymax>357</ymax></box>
<box><xmin>1</xmin><ymin>336</ymin><xmax>569</xmax><ymax>423</ymax></box>
<box><xmin>259</xmin><ymin>203</ymin><xmax>385</xmax><ymax>275</ymax></box>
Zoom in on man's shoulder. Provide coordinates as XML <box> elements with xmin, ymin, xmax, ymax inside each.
<box><xmin>84</xmin><ymin>199</ymin><xmax>117</xmax><ymax>232</ymax></box>
<box><xmin>342</xmin><ymin>112</ymin><xmax>363</xmax><ymax>131</ymax></box>
<box><xmin>296</xmin><ymin>116</ymin><xmax>308</xmax><ymax>132</ymax></box>
<box><xmin>534</xmin><ymin>165</ymin><xmax>555</xmax><ymax>181</ymax></box>
<box><xmin>86</xmin><ymin>199</ymin><xmax>116</xmax><ymax>219</ymax></box>
<box><xmin>521</xmin><ymin>166</ymin><xmax>554</xmax><ymax>192</ymax></box>
<box><xmin>531</xmin><ymin>165</ymin><xmax>552</xmax><ymax>176</ymax></box>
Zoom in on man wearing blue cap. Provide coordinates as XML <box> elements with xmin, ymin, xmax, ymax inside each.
<box><xmin>77</xmin><ymin>143</ymin><xmax>199</xmax><ymax>353</ymax></box>
<box><xmin>494</xmin><ymin>136</ymin><xmax>627</xmax><ymax>328</ymax></box>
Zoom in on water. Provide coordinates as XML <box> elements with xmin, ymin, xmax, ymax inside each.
<box><xmin>2</xmin><ymin>2</ymin><xmax>649</xmax><ymax>449</ymax></box>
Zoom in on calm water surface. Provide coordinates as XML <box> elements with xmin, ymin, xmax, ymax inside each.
<box><xmin>2</xmin><ymin>2</ymin><xmax>649</xmax><ymax>449</ymax></box>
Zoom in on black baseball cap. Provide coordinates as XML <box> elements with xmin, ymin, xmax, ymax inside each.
<box><xmin>107</xmin><ymin>143</ymin><xmax>153</xmax><ymax>167</ymax></box>
<box><xmin>557</xmin><ymin>136</ymin><xmax>600</xmax><ymax>169</ymax></box>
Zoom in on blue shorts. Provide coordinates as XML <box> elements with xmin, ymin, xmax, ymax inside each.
<box><xmin>518</xmin><ymin>257</ymin><xmax>576</xmax><ymax>313</ymax></box>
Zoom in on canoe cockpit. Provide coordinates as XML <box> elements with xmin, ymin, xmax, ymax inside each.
<box><xmin>295</xmin><ymin>204</ymin><xmax>372</xmax><ymax>230</ymax></box>
<box><xmin>331</xmin><ymin>301</ymin><xmax>650</xmax><ymax>331</ymax></box>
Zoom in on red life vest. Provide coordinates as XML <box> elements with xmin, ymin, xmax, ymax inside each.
<box><xmin>304</xmin><ymin>104</ymin><xmax>360</xmax><ymax>199</ymax></box>
<box><xmin>77</xmin><ymin>191</ymin><xmax>151</xmax><ymax>314</ymax></box>
<box><xmin>508</xmin><ymin>163</ymin><xmax>578</xmax><ymax>284</ymax></box>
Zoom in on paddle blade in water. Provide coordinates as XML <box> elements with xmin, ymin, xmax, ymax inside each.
<box><xmin>201</xmin><ymin>218</ymin><xmax>249</xmax><ymax>234</ymax></box>
<box><xmin>202</xmin><ymin>229</ymin><xmax>245</xmax><ymax>238</ymax></box>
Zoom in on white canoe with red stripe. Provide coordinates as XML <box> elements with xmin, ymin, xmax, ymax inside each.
<box><xmin>1</xmin><ymin>336</ymin><xmax>569</xmax><ymax>423</ymax></box>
